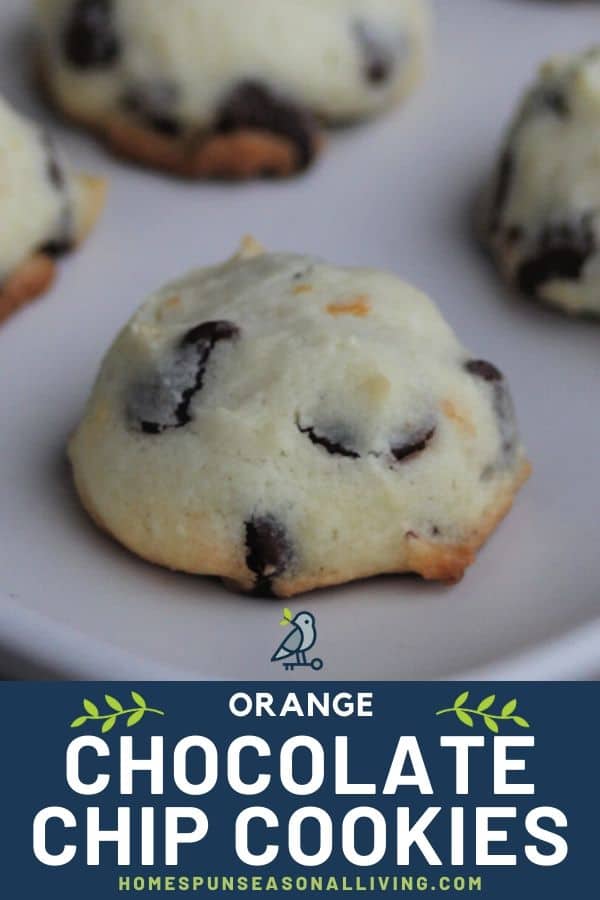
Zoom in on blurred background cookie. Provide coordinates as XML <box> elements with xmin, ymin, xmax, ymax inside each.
<box><xmin>35</xmin><ymin>0</ymin><xmax>431</xmax><ymax>179</ymax></box>
<box><xmin>0</xmin><ymin>93</ymin><xmax>105</xmax><ymax>325</ymax></box>
<box><xmin>482</xmin><ymin>48</ymin><xmax>600</xmax><ymax>316</ymax></box>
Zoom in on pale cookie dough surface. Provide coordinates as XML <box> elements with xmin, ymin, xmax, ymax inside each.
<box><xmin>483</xmin><ymin>48</ymin><xmax>600</xmax><ymax>315</ymax></box>
<box><xmin>36</xmin><ymin>0</ymin><xmax>430</xmax><ymax>176</ymax></box>
<box><xmin>0</xmin><ymin>93</ymin><xmax>105</xmax><ymax>323</ymax></box>
<box><xmin>69</xmin><ymin>241</ymin><xmax>530</xmax><ymax>598</ymax></box>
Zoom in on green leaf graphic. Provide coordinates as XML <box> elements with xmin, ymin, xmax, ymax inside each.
<box><xmin>131</xmin><ymin>691</ymin><xmax>147</xmax><ymax>709</ymax></box>
<box><xmin>127</xmin><ymin>709</ymin><xmax>145</xmax><ymax>727</ymax></box>
<box><xmin>456</xmin><ymin>709</ymin><xmax>474</xmax><ymax>727</ymax></box>
<box><xmin>105</xmin><ymin>694</ymin><xmax>124</xmax><ymax>713</ymax></box>
<box><xmin>478</xmin><ymin>695</ymin><xmax>496</xmax><ymax>712</ymax></box>
<box><xmin>69</xmin><ymin>692</ymin><xmax>165</xmax><ymax>733</ymax></box>
<box><xmin>436</xmin><ymin>692</ymin><xmax>531</xmax><ymax>734</ymax></box>
<box><xmin>102</xmin><ymin>716</ymin><xmax>117</xmax><ymax>734</ymax></box>
<box><xmin>280</xmin><ymin>607</ymin><xmax>294</xmax><ymax>626</ymax></box>
<box><xmin>83</xmin><ymin>699</ymin><xmax>99</xmax><ymax>717</ymax></box>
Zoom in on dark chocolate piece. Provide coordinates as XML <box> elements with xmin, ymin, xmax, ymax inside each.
<box><xmin>215</xmin><ymin>81</ymin><xmax>318</xmax><ymax>170</ymax></box>
<box><xmin>465</xmin><ymin>359</ymin><xmax>503</xmax><ymax>382</ymax></box>
<box><xmin>465</xmin><ymin>359</ymin><xmax>518</xmax><ymax>465</ymax></box>
<box><xmin>122</xmin><ymin>82</ymin><xmax>181</xmax><ymax>136</ymax></box>
<box><xmin>129</xmin><ymin>320</ymin><xmax>239</xmax><ymax>434</ymax></box>
<box><xmin>517</xmin><ymin>219</ymin><xmax>595</xmax><ymax>298</ymax></box>
<box><xmin>354</xmin><ymin>21</ymin><xmax>400</xmax><ymax>85</ymax></box>
<box><xmin>63</xmin><ymin>0</ymin><xmax>120</xmax><ymax>69</ymax></box>
<box><xmin>489</xmin><ymin>149</ymin><xmax>514</xmax><ymax>234</ymax></box>
<box><xmin>245</xmin><ymin>515</ymin><xmax>293</xmax><ymax>596</ymax></box>
<box><xmin>297</xmin><ymin>421</ymin><xmax>360</xmax><ymax>459</ymax></box>
<box><xmin>391</xmin><ymin>425</ymin><xmax>436</xmax><ymax>462</ymax></box>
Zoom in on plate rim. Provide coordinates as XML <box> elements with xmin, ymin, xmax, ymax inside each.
<box><xmin>1</xmin><ymin>589</ymin><xmax>598</xmax><ymax>681</ymax></box>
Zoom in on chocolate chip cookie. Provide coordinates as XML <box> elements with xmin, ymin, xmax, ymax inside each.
<box><xmin>0</xmin><ymin>93</ymin><xmax>105</xmax><ymax>326</ymax></box>
<box><xmin>36</xmin><ymin>0</ymin><xmax>430</xmax><ymax>178</ymax></box>
<box><xmin>68</xmin><ymin>239</ymin><xmax>530</xmax><ymax>597</ymax></box>
<box><xmin>482</xmin><ymin>48</ymin><xmax>600</xmax><ymax>315</ymax></box>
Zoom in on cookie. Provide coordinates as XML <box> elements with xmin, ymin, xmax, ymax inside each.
<box><xmin>0</xmin><ymin>93</ymin><xmax>105</xmax><ymax>325</ymax></box>
<box><xmin>68</xmin><ymin>239</ymin><xmax>530</xmax><ymax>598</ymax></box>
<box><xmin>482</xmin><ymin>48</ymin><xmax>600</xmax><ymax>316</ymax></box>
<box><xmin>36</xmin><ymin>0</ymin><xmax>430</xmax><ymax>178</ymax></box>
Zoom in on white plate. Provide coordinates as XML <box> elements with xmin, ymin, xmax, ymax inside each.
<box><xmin>1</xmin><ymin>0</ymin><xmax>599</xmax><ymax>680</ymax></box>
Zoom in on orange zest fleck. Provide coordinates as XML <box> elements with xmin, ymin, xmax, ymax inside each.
<box><xmin>442</xmin><ymin>399</ymin><xmax>476</xmax><ymax>436</ymax></box>
<box><xmin>326</xmin><ymin>295</ymin><xmax>371</xmax><ymax>317</ymax></box>
<box><xmin>157</xmin><ymin>296</ymin><xmax>182</xmax><ymax>322</ymax></box>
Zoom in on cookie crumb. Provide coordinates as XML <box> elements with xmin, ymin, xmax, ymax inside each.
<box><xmin>236</xmin><ymin>235</ymin><xmax>266</xmax><ymax>260</ymax></box>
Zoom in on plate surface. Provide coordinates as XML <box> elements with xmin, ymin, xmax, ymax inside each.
<box><xmin>1</xmin><ymin>0</ymin><xmax>599</xmax><ymax>680</ymax></box>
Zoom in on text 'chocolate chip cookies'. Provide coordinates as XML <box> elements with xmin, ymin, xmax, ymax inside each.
<box><xmin>0</xmin><ymin>93</ymin><xmax>105</xmax><ymax>325</ymax></box>
<box><xmin>36</xmin><ymin>0</ymin><xmax>431</xmax><ymax>178</ymax></box>
<box><xmin>482</xmin><ymin>47</ymin><xmax>600</xmax><ymax>316</ymax></box>
<box><xmin>68</xmin><ymin>240</ymin><xmax>530</xmax><ymax>598</ymax></box>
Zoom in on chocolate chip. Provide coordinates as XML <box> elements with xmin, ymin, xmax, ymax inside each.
<box><xmin>465</xmin><ymin>360</ymin><xmax>517</xmax><ymax>465</ymax></box>
<box><xmin>354</xmin><ymin>21</ymin><xmax>402</xmax><ymax>84</ymax></box>
<box><xmin>47</xmin><ymin>156</ymin><xmax>63</xmax><ymax>188</ymax></box>
<box><xmin>391</xmin><ymin>425</ymin><xmax>436</xmax><ymax>463</ymax></box>
<box><xmin>407</xmin><ymin>525</ymin><xmax>441</xmax><ymax>540</ymax></box>
<box><xmin>168</xmin><ymin>320</ymin><xmax>240</xmax><ymax>427</ymax></box>
<box><xmin>63</xmin><ymin>0</ymin><xmax>120</xmax><ymax>69</ymax></box>
<box><xmin>46</xmin><ymin>152</ymin><xmax>65</xmax><ymax>190</ymax></box>
<box><xmin>215</xmin><ymin>81</ymin><xmax>318</xmax><ymax>171</ymax></box>
<box><xmin>138</xmin><ymin>420</ymin><xmax>162</xmax><ymax>436</ymax></box>
<box><xmin>505</xmin><ymin>225</ymin><xmax>524</xmax><ymax>245</ymax></box>
<box><xmin>180</xmin><ymin>320</ymin><xmax>239</xmax><ymax>348</ymax></box>
<box><xmin>122</xmin><ymin>82</ymin><xmax>181</xmax><ymax>136</ymax></box>
<box><xmin>46</xmin><ymin>201</ymin><xmax>75</xmax><ymax>258</ymax></box>
<box><xmin>539</xmin><ymin>88</ymin><xmax>569</xmax><ymax>118</ymax></box>
<box><xmin>465</xmin><ymin>359</ymin><xmax>503</xmax><ymax>382</ymax></box>
<box><xmin>517</xmin><ymin>219</ymin><xmax>595</xmax><ymax>298</ymax></box>
<box><xmin>40</xmin><ymin>134</ymin><xmax>74</xmax><ymax>255</ymax></box>
<box><xmin>42</xmin><ymin>133</ymin><xmax>66</xmax><ymax>190</ymax></box>
<box><xmin>246</xmin><ymin>516</ymin><xmax>292</xmax><ymax>596</ymax></box>
<box><xmin>493</xmin><ymin>381</ymin><xmax>518</xmax><ymax>461</ymax></box>
<box><xmin>489</xmin><ymin>149</ymin><xmax>513</xmax><ymax>233</ymax></box>
<box><xmin>525</xmin><ymin>84</ymin><xmax>570</xmax><ymax>119</ymax></box>
<box><xmin>297</xmin><ymin>421</ymin><xmax>360</xmax><ymax>459</ymax></box>
<box><xmin>293</xmin><ymin>266</ymin><xmax>314</xmax><ymax>281</ymax></box>
<box><xmin>297</xmin><ymin>416</ymin><xmax>437</xmax><ymax>466</ymax></box>
<box><xmin>129</xmin><ymin>320</ymin><xmax>240</xmax><ymax>434</ymax></box>
<box><xmin>40</xmin><ymin>239</ymin><xmax>73</xmax><ymax>258</ymax></box>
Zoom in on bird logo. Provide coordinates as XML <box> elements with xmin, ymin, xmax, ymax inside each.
<box><xmin>271</xmin><ymin>608</ymin><xmax>324</xmax><ymax>672</ymax></box>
